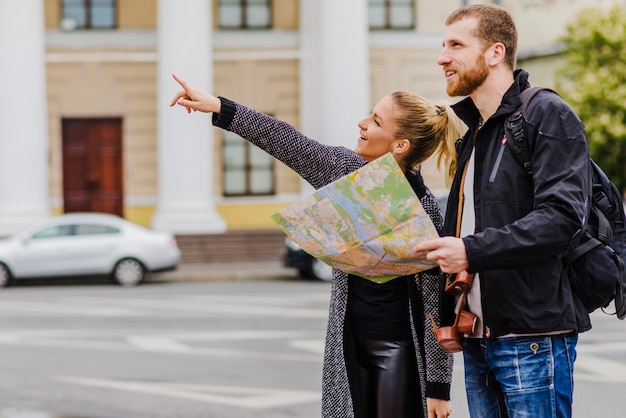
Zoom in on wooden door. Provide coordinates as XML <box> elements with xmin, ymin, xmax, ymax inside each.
<box><xmin>62</xmin><ymin>118</ymin><xmax>124</xmax><ymax>217</ymax></box>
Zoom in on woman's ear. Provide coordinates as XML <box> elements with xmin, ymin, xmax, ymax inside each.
<box><xmin>393</xmin><ymin>139</ymin><xmax>411</xmax><ymax>155</ymax></box>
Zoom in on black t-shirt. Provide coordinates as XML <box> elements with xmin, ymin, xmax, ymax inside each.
<box><xmin>347</xmin><ymin>274</ymin><xmax>412</xmax><ymax>340</ymax></box>
<box><xmin>346</xmin><ymin>170</ymin><xmax>428</xmax><ymax>341</ymax></box>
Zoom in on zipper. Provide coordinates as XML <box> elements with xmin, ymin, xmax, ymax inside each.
<box><xmin>489</xmin><ymin>136</ymin><xmax>507</xmax><ymax>183</ymax></box>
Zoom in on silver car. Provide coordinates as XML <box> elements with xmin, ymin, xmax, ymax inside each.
<box><xmin>0</xmin><ymin>212</ymin><xmax>180</xmax><ymax>288</ymax></box>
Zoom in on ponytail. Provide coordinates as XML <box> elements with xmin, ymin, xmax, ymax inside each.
<box><xmin>390</xmin><ymin>92</ymin><xmax>466</xmax><ymax>186</ymax></box>
<box><xmin>433</xmin><ymin>103</ymin><xmax>466</xmax><ymax>187</ymax></box>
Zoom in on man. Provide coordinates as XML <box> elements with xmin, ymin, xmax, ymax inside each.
<box><xmin>414</xmin><ymin>4</ymin><xmax>590</xmax><ymax>418</ymax></box>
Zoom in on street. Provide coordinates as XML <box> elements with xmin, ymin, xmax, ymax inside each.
<box><xmin>0</xmin><ymin>276</ymin><xmax>624</xmax><ymax>417</ymax></box>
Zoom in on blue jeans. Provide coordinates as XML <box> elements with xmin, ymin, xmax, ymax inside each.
<box><xmin>463</xmin><ymin>334</ymin><xmax>578</xmax><ymax>418</ymax></box>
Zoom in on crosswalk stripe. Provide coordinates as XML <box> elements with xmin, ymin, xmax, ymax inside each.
<box><xmin>56</xmin><ymin>376</ymin><xmax>321</xmax><ymax>409</ymax></box>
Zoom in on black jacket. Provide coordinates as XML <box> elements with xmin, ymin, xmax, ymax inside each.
<box><xmin>445</xmin><ymin>70</ymin><xmax>591</xmax><ymax>337</ymax></box>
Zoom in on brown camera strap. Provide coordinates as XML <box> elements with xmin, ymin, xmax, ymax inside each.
<box><xmin>455</xmin><ymin>126</ymin><xmax>479</xmax><ymax>238</ymax></box>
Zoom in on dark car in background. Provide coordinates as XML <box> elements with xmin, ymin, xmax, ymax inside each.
<box><xmin>281</xmin><ymin>237</ymin><xmax>333</xmax><ymax>282</ymax></box>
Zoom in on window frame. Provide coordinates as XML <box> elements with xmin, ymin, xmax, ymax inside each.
<box><xmin>217</xmin><ymin>0</ymin><xmax>273</xmax><ymax>30</ymax></box>
<box><xmin>221</xmin><ymin>131</ymin><xmax>276</xmax><ymax>198</ymax></box>
<box><xmin>368</xmin><ymin>0</ymin><xmax>415</xmax><ymax>30</ymax></box>
<box><xmin>60</xmin><ymin>0</ymin><xmax>118</xmax><ymax>30</ymax></box>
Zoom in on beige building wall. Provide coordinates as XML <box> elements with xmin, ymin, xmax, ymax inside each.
<box><xmin>369</xmin><ymin>47</ymin><xmax>455</xmax><ymax>192</ymax></box>
<box><xmin>212</xmin><ymin>58</ymin><xmax>301</xmax><ymax>229</ymax></box>
<box><xmin>46</xmin><ymin>61</ymin><xmax>158</xmax><ymax>221</ymax></box>
<box><xmin>118</xmin><ymin>0</ymin><xmax>157</xmax><ymax>28</ymax></box>
<box><xmin>41</xmin><ymin>0</ymin><xmax>607</xmax><ymax>231</ymax></box>
<box><xmin>45</xmin><ymin>55</ymin><xmax>301</xmax><ymax>229</ymax></box>
<box><xmin>44</xmin><ymin>1</ymin><xmax>303</xmax><ymax>230</ymax></box>
<box><xmin>417</xmin><ymin>0</ymin><xmax>464</xmax><ymax>31</ymax></box>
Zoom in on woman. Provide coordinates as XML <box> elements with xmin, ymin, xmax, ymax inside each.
<box><xmin>170</xmin><ymin>74</ymin><xmax>465</xmax><ymax>418</ymax></box>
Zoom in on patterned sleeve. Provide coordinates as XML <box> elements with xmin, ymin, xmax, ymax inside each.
<box><xmin>417</xmin><ymin>190</ymin><xmax>454</xmax><ymax>399</ymax></box>
<box><xmin>213</xmin><ymin>97</ymin><xmax>366</xmax><ymax>189</ymax></box>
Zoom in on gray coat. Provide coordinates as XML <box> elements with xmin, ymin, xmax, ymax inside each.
<box><xmin>213</xmin><ymin>98</ymin><xmax>454</xmax><ymax>417</ymax></box>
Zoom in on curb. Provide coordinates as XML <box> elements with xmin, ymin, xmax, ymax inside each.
<box><xmin>150</xmin><ymin>261</ymin><xmax>299</xmax><ymax>282</ymax></box>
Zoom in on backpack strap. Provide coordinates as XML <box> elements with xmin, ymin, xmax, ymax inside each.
<box><xmin>614</xmin><ymin>253</ymin><xmax>626</xmax><ymax>319</ymax></box>
<box><xmin>590</xmin><ymin>159</ymin><xmax>620</xmax><ymax>244</ymax></box>
<box><xmin>504</xmin><ymin>87</ymin><xmax>556</xmax><ymax>175</ymax></box>
<box><xmin>593</xmin><ymin>187</ymin><xmax>612</xmax><ymax>244</ymax></box>
<box><xmin>563</xmin><ymin>235</ymin><xmax>602</xmax><ymax>264</ymax></box>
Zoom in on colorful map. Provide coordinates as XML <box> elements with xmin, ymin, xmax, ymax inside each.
<box><xmin>271</xmin><ymin>153</ymin><xmax>439</xmax><ymax>284</ymax></box>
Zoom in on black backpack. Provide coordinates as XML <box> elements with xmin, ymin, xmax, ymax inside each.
<box><xmin>505</xmin><ymin>87</ymin><xmax>626</xmax><ymax>320</ymax></box>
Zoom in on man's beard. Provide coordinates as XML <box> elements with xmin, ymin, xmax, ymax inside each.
<box><xmin>447</xmin><ymin>54</ymin><xmax>489</xmax><ymax>97</ymax></box>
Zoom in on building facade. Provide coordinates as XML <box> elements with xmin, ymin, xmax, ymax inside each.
<box><xmin>0</xmin><ymin>0</ymin><xmax>622</xmax><ymax>259</ymax></box>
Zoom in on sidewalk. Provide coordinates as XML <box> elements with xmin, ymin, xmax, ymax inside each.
<box><xmin>151</xmin><ymin>260</ymin><xmax>300</xmax><ymax>282</ymax></box>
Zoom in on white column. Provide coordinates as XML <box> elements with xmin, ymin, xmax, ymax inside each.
<box><xmin>152</xmin><ymin>0</ymin><xmax>226</xmax><ymax>234</ymax></box>
<box><xmin>0</xmin><ymin>1</ymin><xmax>49</xmax><ymax>235</ymax></box>
<box><xmin>299</xmin><ymin>0</ymin><xmax>370</xmax><ymax>151</ymax></box>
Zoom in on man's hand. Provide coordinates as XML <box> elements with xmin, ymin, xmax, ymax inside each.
<box><xmin>414</xmin><ymin>236</ymin><xmax>469</xmax><ymax>274</ymax></box>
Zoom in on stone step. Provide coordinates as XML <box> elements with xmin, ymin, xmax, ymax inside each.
<box><xmin>174</xmin><ymin>230</ymin><xmax>287</xmax><ymax>263</ymax></box>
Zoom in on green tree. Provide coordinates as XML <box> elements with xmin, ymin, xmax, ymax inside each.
<box><xmin>556</xmin><ymin>5</ymin><xmax>626</xmax><ymax>196</ymax></box>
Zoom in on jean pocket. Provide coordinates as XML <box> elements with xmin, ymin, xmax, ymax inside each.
<box><xmin>489</xmin><ymin>336</ymin><xmax>554</xmax><ymax>392</ymax></box>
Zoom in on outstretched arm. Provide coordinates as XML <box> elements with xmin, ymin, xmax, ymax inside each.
<box><xmin>169</xmin><ymin>74</ymin><xmax>222</xmax><ymax>114</ymax></box>
<box><xmin>168</xmin><ymin>74</ymin><xmax>366</xmax><ymax>190</ymax></box>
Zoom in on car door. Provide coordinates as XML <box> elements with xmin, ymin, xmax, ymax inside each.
<box><xmin>70</xmin><ymin>223</ymin><xmax>121</xmax><ymax>274</ymax></box>
<box><xmin>13</xmin><ymin>224</ymin><xmax>79</xmax><ymax>277</ymax></box>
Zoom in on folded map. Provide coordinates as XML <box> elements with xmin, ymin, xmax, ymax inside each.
<box><xmin>271</xmin><ymin>153</ymin><xmax>439</xmax><ymax>284</ymax></box>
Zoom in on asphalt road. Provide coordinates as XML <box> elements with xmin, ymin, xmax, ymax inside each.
<box><xmin>0</xmin><ymin>276</ymin><xmax>624</xmax><ymax>417</ymax></box>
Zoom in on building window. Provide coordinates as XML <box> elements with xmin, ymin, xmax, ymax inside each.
<box><xmin>368</xmin><ymin>0</ymin><xmax>414</xmax><ymax>30</ymax></box>
<box><xmin>218</xmin><ymin>0</ymin><xmax>272</xmax><ymax>29</ymax></box>
<box><xmin>222</xmin><ymin>131</ymin><xmax>275</xmax><ymax>196</ymax></box>
<box><xmin>60</xmin><ymin>0</ymin><xmax>117</xmax><ymax>30</ymax></box>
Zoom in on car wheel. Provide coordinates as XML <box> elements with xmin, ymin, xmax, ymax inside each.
<box><xmin>309</xmin><ymin>258</ymin><xmax>333</xmax><ymax>282</ymax></box>
<box><xmin>0</xmin><ymin>263</ymin><xmax>10</xmax><ymax>288</ymax></box>
<box><xmin>112</xmin><ymin>258</ymin><xmax>145</xmax><ymax>287</ymax></box>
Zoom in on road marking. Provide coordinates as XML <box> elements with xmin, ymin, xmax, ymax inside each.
<box><xmin>0</xmin><ymin>329</ymin><xmax>324</xmax><ymax>362</ymax></box>
<box><xmin>0</xmin><ymin>407</ymin><xmax>57</xmax><ymax>418</ymax></box>
<box><xmin>0</xmin><ymin>301</ymin><xmax>145</xmax><ymax>316</ymax></box>
<box><xmin>289</xmin><ymin>339</ymin><xmax>325</xmax><ymax>355</ymax></box>
<box><xmin>126</xmin><ymin>336</ymin><xmax>192</xmax><ymax>353</ymax></box>
<box><xmin>0</xmin><ymin>298</ymin><xmax>329</xmax><ymax>318</ymax></box>
<box><xmin>577</xmin><ymin>341</ymin><xmax>626</xmax><ymax>353</ymax></box>
<box><xmin>574</xmin><ymin>354</ymin><xmax>626</xmax><ymax>382</ymax></box>
<box><xmin>56</xmin><ymin>376</ymin><xmax>321</xmax><ymax>409</ymax></box>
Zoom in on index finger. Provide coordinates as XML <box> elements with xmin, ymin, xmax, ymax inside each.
<box><xmin>413</xmin><ymin>238</ymin><xmax>442</xmax><ymax>253</ymax></box>
<box><xmin>171</xmin><ymin>73</ymin><xmax>188</xmax><ymax>89</ymax></box>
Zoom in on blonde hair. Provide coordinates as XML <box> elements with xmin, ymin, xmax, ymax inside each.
<box><xmin>390</xmin><ymin>91</ymin><xmax>466</xmax><ymax>187</ymax></box>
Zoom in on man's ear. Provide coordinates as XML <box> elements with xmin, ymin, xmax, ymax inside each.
<box><xmin>489</xmin><ymin>42</ymin><xmax>506</xmax><ymax>66</ymax></box>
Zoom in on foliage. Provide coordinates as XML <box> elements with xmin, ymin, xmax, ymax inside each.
<box><xmin>556</xmin><ymin>5</ymin><xmax>626</xmax><ymax>195</ymax></box>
